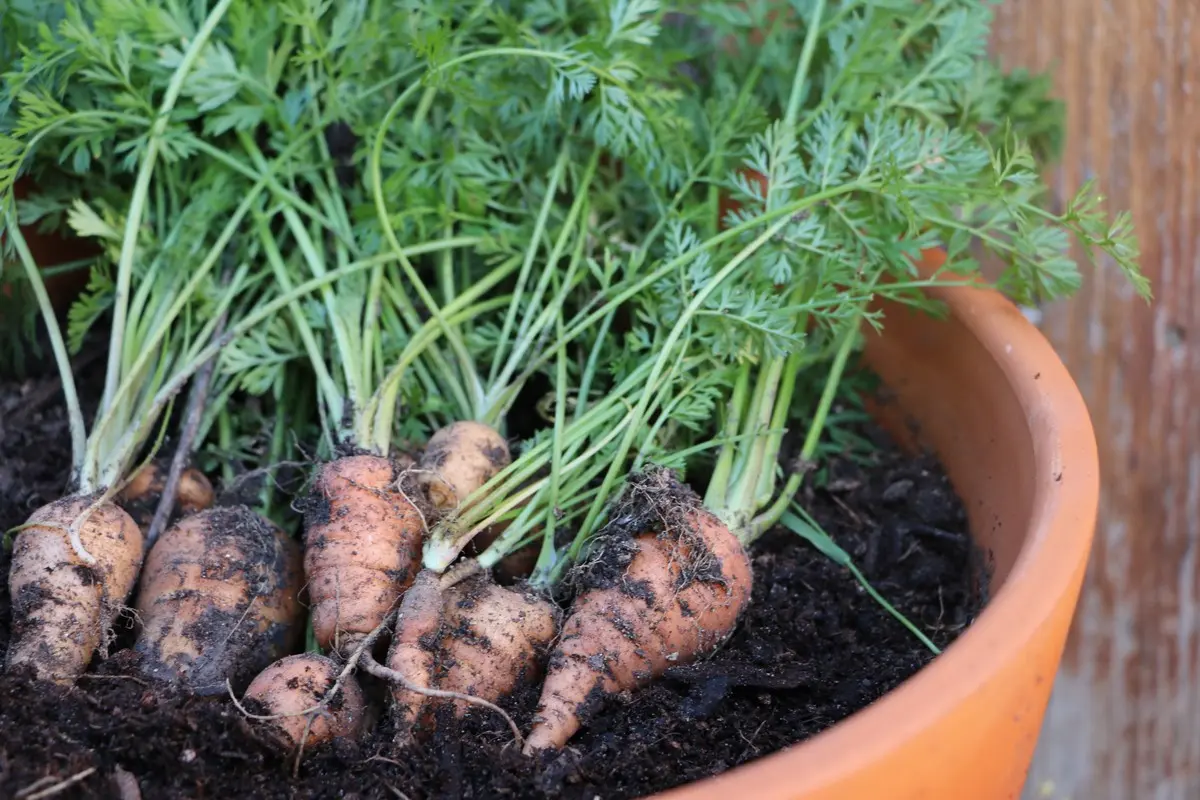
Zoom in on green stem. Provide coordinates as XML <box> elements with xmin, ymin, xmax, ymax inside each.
<box><xmin>370</xmin><ymin>84</ymin><xmax>482</xmax><ymax>419</ymax></box>
<box><xmin>487</xmin><ymin>147</ymin><xmax>570</xmax><ymax>390</ymax></box>
<box><xmin>537</xmin><ymin>271</ymin><xmax>574</xmax><ymax>579</ymax></box>
<box><xmin>525</xmin><ymin>182</ymin><xmax>866</xmax><ymax>382</ymax></box>
<box><xmin>784</xmin><ymin>0</ymin><xmax>827</xmax><ymax>131</ymax></box>
<box><xmin>367</xmin><ymin>253</ymin><xmax>520</xmax><ymax>454</ymax></box>
<box><xmin>4</xmin><ymin>209</ymin><xmax>87</xmax><ymax>483</ymax></box>
<box><xmin>440</xmin><ymin>358</ymin><xmax>659</xmax><ymax>538</ymax></box>
<box><xmin>253</xmin><ymin>212</ymin><xmax>345</xmax><ymax>439</ymax></box>
<box><xmin>430</xmin><ymin>408</ymin><xmax>634</xmax><ymax>572</ymax></box>
<box><xmin>748</xmin><ymin>307</ymin><xmax>864</xmax><ymax>541</ymax></box>
<box><xmin>99</xmin><ymin>0</ymin><xmax>234</xmax><ymax>419</ymax></box>
<box><xmin>573</xmin><ymin>212</ymin><xmax>799</xmax><ymax>545</ymax></box>
<box><xmin>704</xmin><ymin>361</ymin><xmax>752</xmax><ymax>508</ymax></box>
<box><xmin>119</xmin><ymin>235</ymin><xmax>481</xmax><ymax>475</ymax></box>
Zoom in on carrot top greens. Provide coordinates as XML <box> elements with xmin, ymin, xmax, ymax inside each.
<box><xmin>2</xmin><ymin>1</ymin><xmax>1146</xmax><ymax>598</ymax></box>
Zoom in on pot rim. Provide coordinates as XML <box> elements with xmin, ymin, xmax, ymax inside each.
<box><xmin>646</xmin><ymin>261</ymin><xmax>1099</xmax><ymax>799</ymax></box>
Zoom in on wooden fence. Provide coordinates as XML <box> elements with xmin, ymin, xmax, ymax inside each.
<box><xmin>989</xmin><ymin>2</ymin><xmax>1200</xmax><ymax>798</ymax></box>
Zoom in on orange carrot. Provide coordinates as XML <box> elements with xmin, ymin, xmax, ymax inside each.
<box><xmin>303</xmin><ymin>455</ymin><xmax>423</xmax><ymax>653</ymax></box>
<box><xmin>384</xmin><ymin>569</ymin><xmax>445</xmax><ymax>736</ymax></box>
<box><xmin>524</xmin><ymin>505</ymin><xmax>751</xmax><ymax>753</ymax></box>
<box><xmin>117</xmin><ymin>462</ymin><xmax>215</xmax><ymax>531</ymax></box>
<box><xmin>132</xmin><ymin>505</ymin><xmax>305</xmax><ymax>694</ymax></box>
<box><xmin>418</xmin><ymin>421</ymin><xmax>511</xmax><ymax>514</ymax></box>
<box><xmin>6</xmin><ymin>498</ymin><xmax>144</xmax><ymax>683</ymax></box>
<box><xmin>385</xmin><ymin>568</ymin><xmax>558</xmax><ymax>742</ymax></box>
<box><xmin>242</xmin><ymin>653</ymin><xmax>367</xmax><ymax>751</ymax></box>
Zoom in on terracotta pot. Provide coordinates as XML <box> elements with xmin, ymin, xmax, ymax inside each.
<box><xmin>650</xmin><ymin>247</ymin><xmax>1098</xmax><ymax>799</ymax></box>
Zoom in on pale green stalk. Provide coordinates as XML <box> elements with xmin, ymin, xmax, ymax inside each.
<box><xmin>3</xmin><ymin>208</ymin><xmax>87</xmax><ymax>476</ymax></box>
<box><xmin>570</xmin><ymin>213</ymin><xmax>799</xmax><ymax>551</ymax></box>
<box><xmin>99</xmin><ymin>0</ymin><xmax>235</xmax><ymax>429</ymax></box>
<box><xmin>486</xmin><ymin>147</ymin><xmax>569</xmax><ymax>390</ymax></box>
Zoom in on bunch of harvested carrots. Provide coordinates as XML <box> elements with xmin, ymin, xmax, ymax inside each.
<box><xmin>0</xmin><ymin>0</ymin><xmax>1144</xmax><ymax>764</ymax></box>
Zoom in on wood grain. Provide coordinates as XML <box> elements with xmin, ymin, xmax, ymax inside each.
<box><xmin>988</xmin><ymin>1</ymin><xmax>1200</xmax><ymax>798</ymax></box>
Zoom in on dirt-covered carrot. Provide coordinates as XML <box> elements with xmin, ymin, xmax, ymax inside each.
<box><xmin>0</xmin><ymin>0</ymin><xmax>363</xmax><ymax>686</ymax></box>
<box><xmin>432</xmin><ymin>572</ymin><xmax>559</xmax><ymax>715</ymax></box>
<box><xmin>419</xmin><ymin>421</ymin><xmax>510</xmax><ymax>514</ymax></box>
<box><xmin>6</xmin><ymin>498</ymin><xmax>144</xmax><ymax>684</ymax></box>
<box><xmin>385</xmin><ymin>567</ymin><xmax>559</xmax><ymax>741</ymax></box>
<box><xmin>242</xmin><ymin>653</ymin><xmax>367</xmax><ymax>751</ymax></box>
<box><xmin>519</xmin><ymin>295</ymin><xmax>842</xmax><ymax>752</ymax></box>
<box><xmin>132</xmin><ymin>506</ymin><xmax>305</xmax><ymax>694</ymax></box>
<box><xmin>524</xmin><ymin>477</ymin><xmax>751</xmax><ymax>753</ymax></box>
<box><xmin>303</xmin><ymin>454</ymin><xmax>423</xmax><ymax>652</ymax></box>
<box><xmin>383</xmin><ymin>569</ymin><xmax>444</xmax><ymax>735</ymax></box>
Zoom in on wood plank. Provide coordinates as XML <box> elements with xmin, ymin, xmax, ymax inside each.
<box><xmin>988</xmin><ymin>1</ymin><xmax>1200</xmax><ymax>798</ymax></box>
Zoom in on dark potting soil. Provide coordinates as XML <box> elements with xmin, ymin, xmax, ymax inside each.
<box><xmin>0</xmin><ymin>370</ymin><xmax>984</xmax><ymax>800</ymax></box>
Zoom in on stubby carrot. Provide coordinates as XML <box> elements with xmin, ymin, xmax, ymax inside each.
<box><xmin>6</xmin><ymin>498</ymin><xmax>144</xmax><ymax>683</ymax></box>
<box><xmin>385</xmin><ymin>568</ymin><xmax>558</xmax><ymax>742</ymax></box>
<box><xmin>133</xmin><ymin>506</ymin><xmax>305</xmax><ymax>694</ymax></box>
<box><xmin>524</xmin><ymin>498</ymin><xmax>751</xmax><ymax>754</ymax></box>
<box><xmin>242</xmin><ymin>653</ymin><xmax>367</xmax><ymax>751</ymax></box>
<box><xmin>303</xmin><ymin>455</ymin><xmax>423</xmax><ymax>653</ymax></box>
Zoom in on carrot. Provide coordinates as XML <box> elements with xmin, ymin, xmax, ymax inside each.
<box><xmin>303</xmin><ymin>454</ymin><xmax>423</xmax><ymax>653</ymax></box>
<box><xmin>132</xmin><ymin>505</ymin><xmax>305</xmax><ymax>694</ymax></box>
<box><xmin>385</xmin><ymin>567</ymin><xmax>558</xmax><ymax>741</ymax></box>
<box><xmin>117</xmin><ymin>462</ymin><xmax>216</xmax><ymax>530</ymax></box>
<box><xmin>523</xmin><ymin>480</ymin><xmax>752</xmax><ymax>754</ymax></box>
<box><xmin>419</xmin><ymin>421</ymin><xmax>511</xmax><ymax>514</ymax></box>
<box><xmin>383</xmin><ymin>569</ymin><xmax>444</xmax><ymax>735</ymax></box>
<box><xmin>5</xmin><ymin>498</ymin><xmax>144</xmax><ymax>684</ymax></box>
<box><xmin>418</xmin><ymin>420</ymin><xmax>537</xmax><ymax>579</ymax></box>
<box><xmin>434</xmin><ymin>573</ymin><xmax>559</xmax><ymax>715</ymax></box>
<box><xmin>242</xmin><ymin>653</ymin><xmax>367</xmax><ymax>751</ymax></box>
<box><xmin>377</xmin><ymin>422</ymin><xmax>553</xmax><ymax>742</ymax></box>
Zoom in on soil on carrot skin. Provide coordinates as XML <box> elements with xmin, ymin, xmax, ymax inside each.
<box><xmin>0</xmin><ymin>376</ymin><xmax>983</xmax><ymax>800</ymax></box>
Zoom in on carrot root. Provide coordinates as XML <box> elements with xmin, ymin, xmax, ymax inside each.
<box><xmin>133</xmin><ymin>505</ymin><xmax>305</xmax><ymax>694</ymax></box>
<box><xmin>418</xmin><ymin>421</ymin><xmax>511</xmax><ymax>514</ymax></box>
<box><xmin>241</xmin><ymin>653</ymin><xmax>367</xmax><ymax>751</ymax></box>
<box><xmin>384</xmin><ymin>568</ymin><xmax>558</xmax><ymax>744</ymax></box>
<box><xmin>384</xmin><ymin>569</ymin><xmax>445</xmax><ymax>738</ymax></box>
<box><xmin>6</xmin><ymin>497</ymin><xmax>144</xmax><ymax>684</ymax></box>
<box><xmin>524</xmin><ymin>506</ymin><xmax>752</xmax><ymax>754</ymax></box>
<box><xmin>117</xmin><ymin>463</ymin><xmax>215</xmax><ymax>530</ymax></box>
<box><xmin>303</xmin><ymin>454</ymin><xmax>423</xmax><ymax>653</ymax></box>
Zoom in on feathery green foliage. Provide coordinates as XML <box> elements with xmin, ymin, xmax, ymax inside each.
<box><xmin>1</xmin><ymin>1</ymin><xmax>1146</xmax><ymax>602</ymax></box>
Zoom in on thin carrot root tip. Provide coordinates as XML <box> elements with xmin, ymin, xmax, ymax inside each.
<box><xmin>5</xmin><ymin>497</ymin><xmax>144</xmax><ymax>684</ymax></box>
<box><xmin>302</xmin><ymin>454</ymin><xmax>424</xmax><ymax>652</ymax></box>
<box><xmin>132</xmin><ymin>505</ymin><xmax>305</xmax><ymax>695</ymax></box>
<box><xmin>418</xmin><ymin>421</ymin><xmax>511</xmax><ymax>514</ymax></box>
<box><xmin>241</xmin><ymin>653</ymin><xmax>366</xmax><ymax>752</ymax></box>
<box><xmin>386</xmin><ymin>569</ymin><xmax>558</xmax><ymax>744</ymax></box>
<box><xmin>524</xmin><ymin>470</ymin><xmax>753</xmax><ymax>754</ymax></box>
